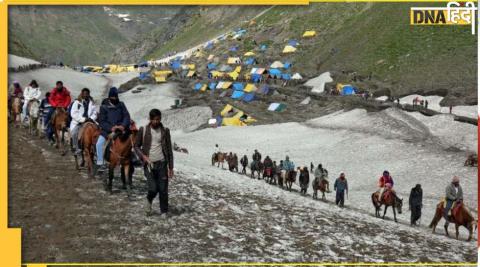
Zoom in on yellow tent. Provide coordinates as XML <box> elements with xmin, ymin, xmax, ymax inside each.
<box><xmin>187</xmin><ymin>64</ymin><xmax>195</xmax><ymax>70</ymax></box>
<box><xmin>208</xmin><ymin>54</ymin><xmax>215</xmax><ymax>61</ymax></box>
<box><xmin>227</xmin><ymin>57</ymin><xmax>241</xmax><ymax>64</ymax></box>
<box><xmin>194</xmin><ymin>51</ymin><xmax>205</xmax><ymax>58</ymax></box>
<box><xmin>282</xmin><ymin>45</ymin><xmax>297</xmax><ymax>54</ymax></box>
<box><xmin>200</xmin><ymin>84</ymin><xmax>208</xmax><ymax>92</ymax></box>
<box><xmin>244</xmin><ymin>73</ymin><xmax>251</xmax><ymax>80</ymax></box>
<box><xmin>210</xmin><ymin>71</ymin><xmax>224</xmax><ymax>78</ymax></box>
<box><xmin>244</xmin><ymin>83</ymin><xmax>257</xmax><ymax>92</ymax></box>
<box><xmin>229</xmin><ymin>71</ymin><xmax>239</xmax><ymax>80</ymax></box>
<box><xmin>302</xmin><ymin>31</ymin><xmax>316</xmax><ymax>37</ymax></box>
<box><xmin>221</xmin><ymin>104</ymin><xmax>235</xmax><ymax>116</ymax></box>
<box><xmin>126</xmin><ymin>65</ymin><xmax>137</xmax><ymax>72</ymax></box>
<box><xmin>234</xmin><ymin>66</ymin><xmax>242</xmax><ymax>73</ymax></box>
<box><xmin>222</xmin><ymin>117</ymin><xmax>245</xmax><ymax>126</ymax></box>
<box><xmin>244</xmin><ymin>51</ymin><xmax>255</xmax><ymax>56</ymax></box>
<box><xmin>222</xmin><ymin>82</ymin><xmax>232</xmax><ymax>89</ymax></box>
<box><xmin>155</xmin><ymin>76</ymin><xmax>167</xmax><ymax>83</ymax></box>
<box><xmin>154</xmin><ymin>70</ymin><xmax>172</xmax><ymax>77</ymax></box>
<box><xmin>186</xmin><ymin>71</ymin><xmax>196</xmax><ymax>77</ymax></box>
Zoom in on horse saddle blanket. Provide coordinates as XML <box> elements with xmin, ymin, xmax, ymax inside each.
<box><xmin>441</xmin><ymin>199</ymin><xmax>462</xmax><ymax>217</ymax></box>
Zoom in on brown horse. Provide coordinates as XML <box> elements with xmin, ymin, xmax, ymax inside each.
<box><xmin>10</xmin><ymin>97</ymin><xmax>22</xmax><ymax>128</ymax></box>
<box><xmin>371</xmin><ymin>190</ymin><xmax>403</xmax><ymax>222</ymax></box>
<box><xmin>52</xmin><ymin>107</ymin><xmax>69</xmax><ymax>156</ymax></box>
<box><xmin>105</xmin><ymin>123</ymin><xmax>138</xmax><ymax>198</ymax></box>
<box><xmin>429</xmin><ymin>201</ymin><xmax>477</xmax><ymax>241</ymax></box>
<box><xmin>78</xmin><ymin>122</ymin><xmax>101</xmax><ymax>177</ymax></box>
<box><xmin>312</xmin><ymin>177</ymin><xmax>329</xmax><ymax>200</ymax></box>
<box><xmin>283</xmin><ymin>170</ymin><xmax>297</xmax><ymax>191</ymax></box>
<box><xmin>212</xmin><ymin>152</ymin><xmax>227</xmax><ymax>169</ymax></box>
<box><xmin>227</xmin><ymin>154</ymin><xmax>238</xmax><ymax>172</ymax></box>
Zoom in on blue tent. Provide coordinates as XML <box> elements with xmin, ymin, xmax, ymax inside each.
<box><xmin>281</xmin><ymin>74</ymin><xmax>291</xmax><ymax>80</ymax></box>
<box><xmin>243</xmin><ymin>93</ymin><xmax>256</xmax><ymax>103</ymax></box>
<box><xmin>260</xmin><ymin>44</ymin><xmax>268</xmax><ymax>51</ymax></box>
<box><xmin>233</xmin><ymin>82</ymin><xmax>244</xmax><ymax>91</ymax></box>
<box><xmin>259</xmin><ymin>85</ymin><xmax>270</xmax><ymax>95</ymax></box>
<box><xmin>229</xmin><ymin>46</ymin><xmax>238</xmax><ymax>52</ymax></box>
<box><xmin>139</xmin><ymin>72</ymin><xmax>148</xmax><ymax>80</ymax></box>
<box><xmin>251</xmin><ymin>74</ymin><xmax>262</xmax><ymax>83</ymax></box>
<box><xmin>171</xmin><ymin>61</ymin><xmax>181</xmax><ymax>70</ymax></box>
<box><xmin>231</xmin><ymin>90</ymin><xmax>245</xmax><ymax>99</ymax></box>
<box><xmin>288</xmin><ymin>40</ymin><xmax>299</xmax><ymax>47</ymax></box>
<box><xmin>207</xmin><ymin>63</ymin><xmax>217</xmax><ymax>70</ymax></box>
<box><xmin>244</xmin><ymin>58</ymin><xmax>256</xmax><ymax>65</ymax></box>
<box><xmin>342</xmin><ymin>85</ymin><xmax>357</xmax><ymax>95</ymax></box>
<box><xmin>205</xmin><ymin>42</ymin><xmax>214</xmax><ymax>50</ymax></box>
<box><xmin>194</xmin><ymin>83</ymin><xmax>203</xmax><ymax>91</ymax></box>
<box><xmin>208</xmin><ymin>82</ymin><xmax>217</xmax><ymax>90</ymax></box>
<box><xmin>269</xmin><ymin>69</ymin><xmax>282</xmax><ymax>76</ymax></box>
<box><xmin>284</xmin><ymin>62</ymin><xmax>292</xmax><ymax>69</ymax></box>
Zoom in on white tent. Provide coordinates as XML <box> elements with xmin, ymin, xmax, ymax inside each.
<box><xmin>268</xmin><ymin>103</ymin><xmax>280</xmax><ymax>111</ymax></box>
<box><xmin>304</xmin><ymin>72</ymin><xmax>333</xmax><ymax>93</ymax></box>
<box><xmin>292</xmin><ymin>73</ymin><xmax>303</xmax><ymax>80</ymax></box>
<box><xmin>270</xmin><ymin>61</ymin><xmax>284</xmax><ymax>69</ymax></box>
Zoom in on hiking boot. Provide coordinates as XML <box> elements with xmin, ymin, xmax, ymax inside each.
<box><xmin>145</xmin><ymin>200</ymin><xmax>153</xmax><ymax>216</ymax></box>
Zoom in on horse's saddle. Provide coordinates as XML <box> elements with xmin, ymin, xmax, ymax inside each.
<box><xmin>442</xmin><ymin>200</ymin><xmax>463</xmax><ymax>218</ymax></box>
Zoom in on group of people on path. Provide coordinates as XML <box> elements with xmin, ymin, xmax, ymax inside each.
<box><xmin>215</xmin><ymin>146</ymin><xmax>468</xmax><ymax>227</ymax></box>
<box><xmin>9</xmin><ymin>80</ymin><xmax>175</xmax><ymax>218</ymax></box>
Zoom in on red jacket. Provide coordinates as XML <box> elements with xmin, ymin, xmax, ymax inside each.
<box><xmin>49</xmin><ymin>87</ymin><xmax>71</xmax><ymax>108</ymax></box>
<box><xmin>378</xmin><ymin>175</ymin><xmax>394</xmax><ymax>188</ymax></box>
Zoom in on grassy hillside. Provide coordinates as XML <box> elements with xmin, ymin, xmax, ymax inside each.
<box><xmin>8</xmin><ymin>6</ymin><xmax>184</xmax><ymax>65</ymax></box>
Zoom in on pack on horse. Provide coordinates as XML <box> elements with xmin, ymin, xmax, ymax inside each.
<box><xmin>104</xmin><ymin>121</ymin><xmax>138</xmax><ymax>198</ymax></box>
<box><xmin>27</xmin><ymin>99</ymin><xmax>40</xmax><ymax>136</ymax></box>
<box><xmin>371</xmin><ymin>190</ymin><xmax>403</xmax><ymax>222</ymax></box>
<box><xmin>77</xmin><ymin>122</ymin><xmax>101</xmax><ymax>176</ymax></box>
<box><xmin>312</xmin><ymin>174</ymin><xmax>329</xmax><ymax>200</ymax></box>
<box><xmin>10</xmin><ymin>96</ymin><xmax>22</xmax><ymax>128</ymax></box>
<box><xmin>283</xmin><ymin>170</ymin><xmax>297</xmax><ymax>191</ymax></box>
<box><xmin>250</xmin><ymin>160</ymin><xmax>264</xmax><ymax>179</ymax></box>
<box><xmin>52</xmin><ymin>107</ymin><xmax>69</xmax><ymax>155</ymax></box>
<box><xmin>429</xmin><ymin>201</ymin><xmax>477</xmax><ymax>241</ymax></box>
<box><xmin>212</xmin><ymin>152</ymin><xmax>227</xmax><ymax>169</ymax></box>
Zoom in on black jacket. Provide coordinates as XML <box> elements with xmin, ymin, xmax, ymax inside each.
<box><xmin>409</xmin><ymin>186</ymin><xmax>423</xmax><ymax>207</ymax></box>
<box><xmin>134</xmin><ymin>123</ymin><xmax>174</xmax><ymax>170</ymax></box>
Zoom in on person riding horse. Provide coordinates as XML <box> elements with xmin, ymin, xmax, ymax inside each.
<box><xmin>45</xmin><ymin>81</ymin><xmax>72</xmax><ymax>145</ymax></box>
<box><xmin>213</xmin><ymin>144</ymin><xmax>221</xmax><ymax>161</ymax></box>
<box><xmin>263</xmin><ymin>156</ymin><xmax>273</xmax><ymax>178</ymax></box>
<box><xmin>282</xmin><ymin>156</ymin><xmax>295</xmax><ymax>172</ymax></box>
<box><xmin>314</xmin><ymin>164</ymin><xmax>330</xmax><ymax>192</ymax></box>
<box><xmin>444</xmin><ymin>176</ymin><xmax>463</xmax><ymax>223</ymax></box>
<box><xmin>22</xmin><ymin>80</ymin><xmax>42</xmax><ymax>123</ymax></box>
<box><xmin>377</xmin><ymin>170</ymin><xmax>394</xmax><ymax>202</ymax></box>
<box><xmin>70</xmin><ymin>88</ymin><xmax>97</xmax><ymax>156</ymax></box>
<box><xmin>95</xmin><ymin>87</ymin><xmax>131</xmax><ymax>173</ymax></box>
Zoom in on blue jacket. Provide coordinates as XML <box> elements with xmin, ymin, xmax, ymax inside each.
<box><xmin>98</xmin><ymin>99</ymin><xmax>131</xmax><ymax>137</ymax></box>
<box><xmin>334</xmin><ymin>178</ymin><xmax>348</xmax><ymax>192</ymax></box>
<box><xmin>283</xmin><ymin>160</ymin><xmax>295</xmax><ymax>171</ymax></box>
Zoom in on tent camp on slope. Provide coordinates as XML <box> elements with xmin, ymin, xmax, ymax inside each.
<box><xmin>303</xmin><ymin>31</ymin><xmax>316</xmax><ymax>38</ymax></box>
<box><xmin>282</xmin><ymin>45</ymin><xmax>297</xmax><ymax>54</ymax></box>
<box><xmin>215</xmin><ymin>81</ymin><xmax>232</xmax><ymax>89</ymax></box>
<box><xmin>244</xmin><ymin>83</ymin><xmax>257</xmax><ymax>92</ymax></box>
<box><xmin>268</xmin><ymin>103</ymin><xmax>287</xmax><ymax>112</ymax></box>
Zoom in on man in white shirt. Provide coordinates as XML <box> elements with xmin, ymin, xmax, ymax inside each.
<box><xmin>70</xmin><ymin>88</ymin><xmax>97</xmax><ymax>155</ymax></box>
<box><xmin>22</xmin><ymin>80</ymin><xmax>42</xmax><ymax>121</ymax></box>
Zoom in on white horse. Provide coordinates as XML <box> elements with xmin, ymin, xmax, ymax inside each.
<box><xmin>28</xmin><ymin>100</ymin><xmax>40</xmax><ymax>136</ymax></box>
